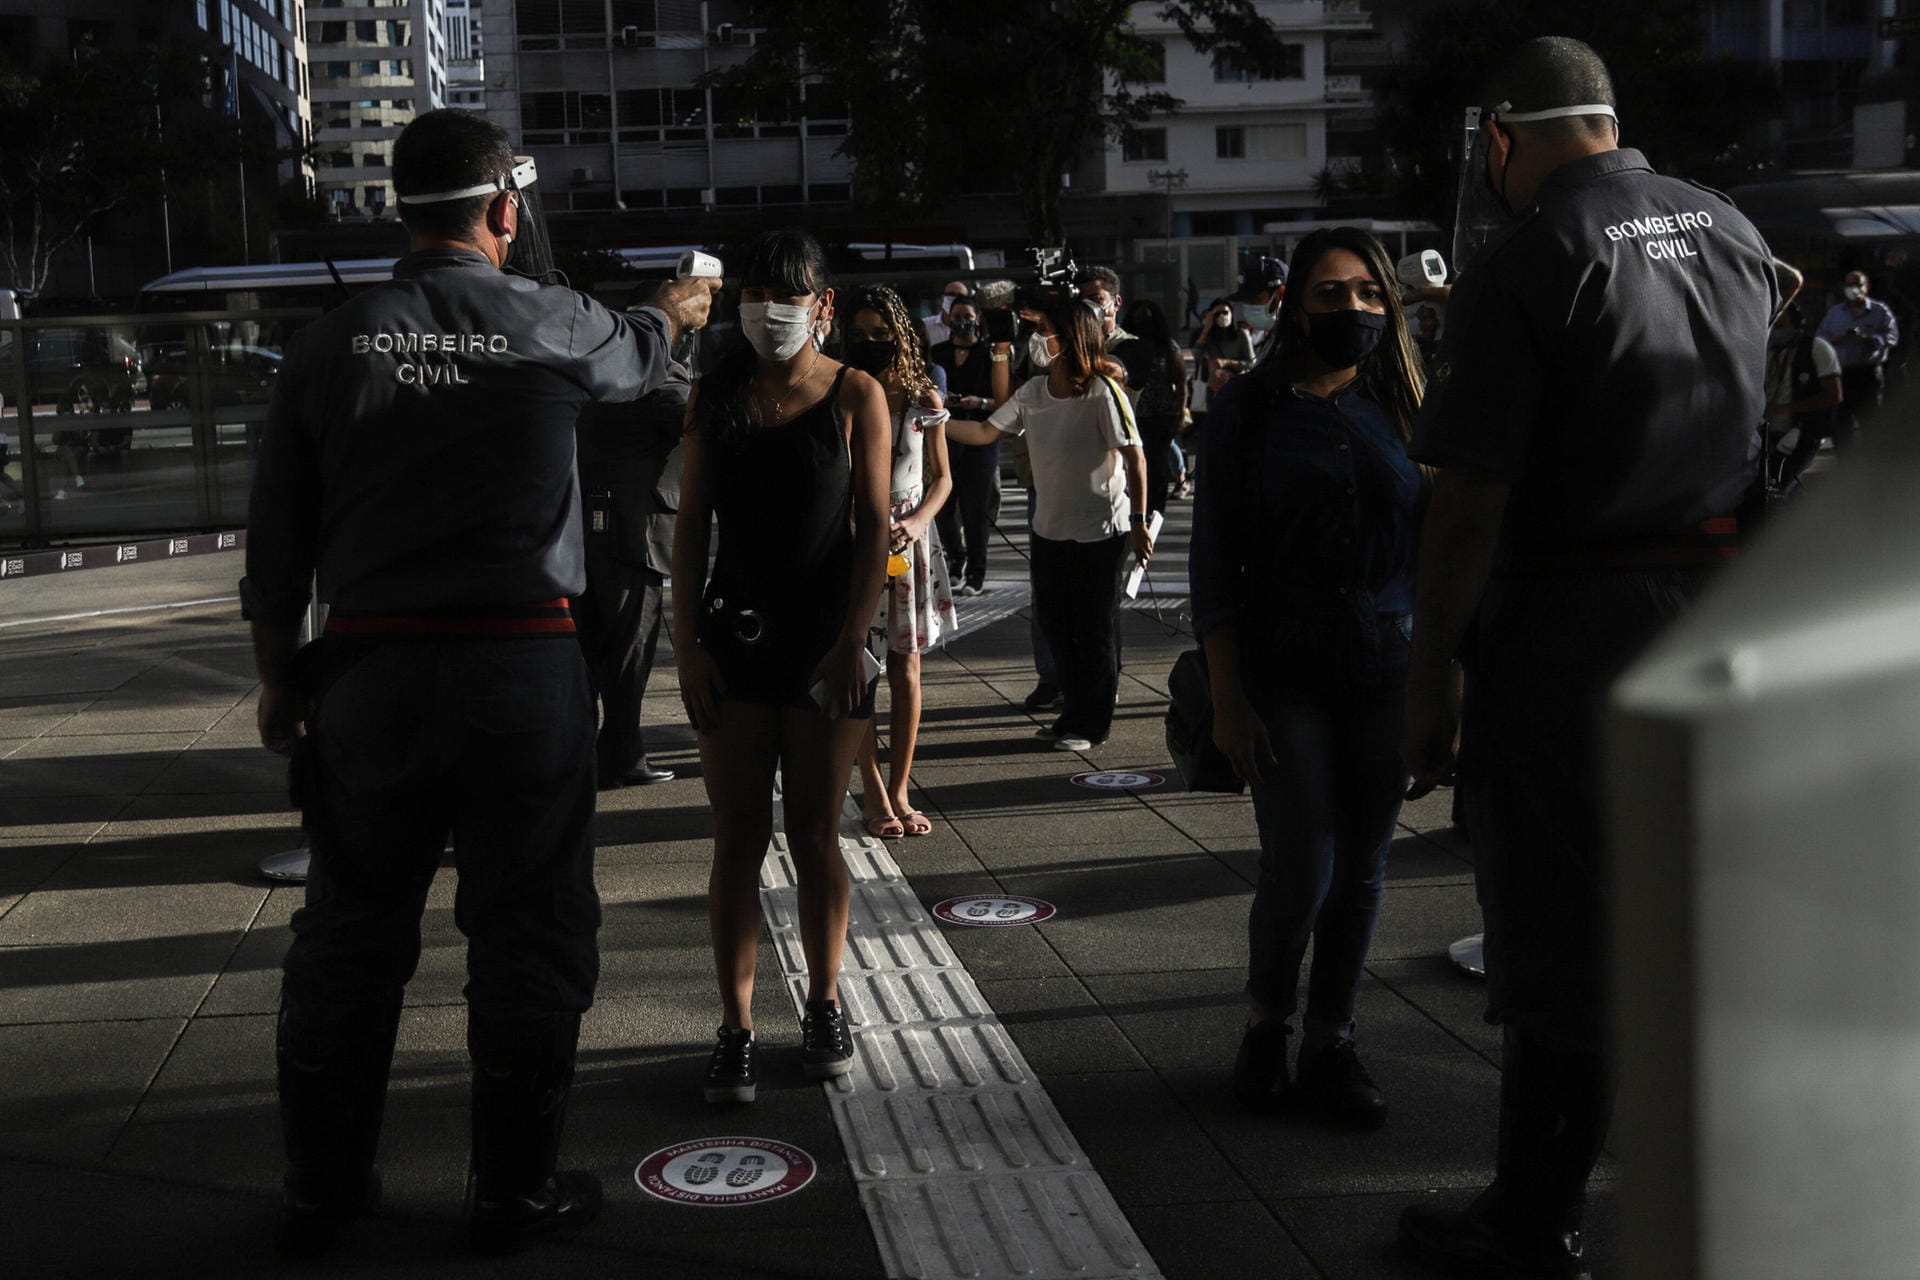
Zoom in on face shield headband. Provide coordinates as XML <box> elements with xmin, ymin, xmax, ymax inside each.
<box><xmin>397</xmin><ymin>156</ymin><xmax>556</xmax><ymax>281</ymax></box>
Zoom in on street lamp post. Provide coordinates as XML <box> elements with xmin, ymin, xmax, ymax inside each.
<box><xmin>1147</xmin><ymin>167</ymin><xmax>1188</xmax><ymax>242</ymax></box>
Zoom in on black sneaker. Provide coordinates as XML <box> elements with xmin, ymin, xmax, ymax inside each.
<box><xmin>1231</xmin><ymin>1020</ymin><xmax>1291</xmax><ymax>1113</ymax></box>
<box><xmin>275</xmin><ymin>1168</ymin><xmax>381</xmax><ymax>1260</ymax></box>
<box><xmin>470</xmin><ymin>1171</ymin><xmax>602</xmax><ymax>1258</ymax></box>
<box><xmin>1295</xmin><ymin>1037</ymin><xmax>1388</xmax><ymax>1130</ymax></box>
<box><xmin>1397</xmin><ymin>1191</ymin><xmax>1589</xmax><ymax>1280</ymax></box>
<box><xmin>800</xmin><ymin>999</ymin><xmax>855</xmax><ymax>1079</ymax></box>
<box><xmin>1022</xmin><ymin>682</ymin><xmax>1064</xmax><ymax>712</ymax></box>
<box><xmin>703</xmin><ymin>1027</ymin><xmax>757</xmax><ymax>1104</ymax></box>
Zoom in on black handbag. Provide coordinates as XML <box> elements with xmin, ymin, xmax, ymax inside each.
<box><xmin>1164</xmin><ymin>647</ymin><xmax>1245</xmax><ymax>795</ymax></box>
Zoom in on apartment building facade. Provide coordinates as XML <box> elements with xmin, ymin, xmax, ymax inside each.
<box><xmin>308</xmin><ymin>0</ymin><xmax>448</xmax><ymax>216</ymax></box>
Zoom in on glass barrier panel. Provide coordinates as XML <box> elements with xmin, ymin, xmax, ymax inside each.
<box><xmin>211</xmin><ymin>419</ymin><xmax>258</xmax><ymax>525</ymax></box>
<box><xmin>27</xmin><ymin>324</ymin><xmax>200</xmax><ymax>535</ymax></box>
<box><xmin>1</xmin><ymin>327</ymin><xmax>23</xmax><ymax>535</ymax></box>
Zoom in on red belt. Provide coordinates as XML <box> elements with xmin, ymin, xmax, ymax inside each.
<box><xmin>324</xmin><ymin>598</ymin><xmax>576</xmax><ymax>636</ymax></box>
<box><xmin>1512</xmin><ymin>518</ymin><xmax>1740</xmax><ymax>573</ymax></box>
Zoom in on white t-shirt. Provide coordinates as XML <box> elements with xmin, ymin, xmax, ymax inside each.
<box><xmin>1764</xmin><ymin>333</ymin><xmax>1840</xmax><ymax>411</ymax></box>
<box><xmin>987</xmin><ymin>375</ymin><xmax>1141</xmax><ymax>542</ymax></box>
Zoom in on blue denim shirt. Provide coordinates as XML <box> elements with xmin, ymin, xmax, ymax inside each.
<box><xmin>1190</xmin><ymin>373</ymin><xmax>1423</xmax><ymax>685</ymax></box>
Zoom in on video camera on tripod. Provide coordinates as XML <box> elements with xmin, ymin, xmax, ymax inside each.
<box><xmin>975</xmin><ymin>246</ymin><xmax>1081</xmax><ymax>344</ymax></box>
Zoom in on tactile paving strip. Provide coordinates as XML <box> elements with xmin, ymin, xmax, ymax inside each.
<box><xmin>759</xmin><ymin>792</ymin><xmax>1161</xmax><ymax>1279</ymax></box>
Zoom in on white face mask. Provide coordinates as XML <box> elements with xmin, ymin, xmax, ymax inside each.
<box><xmin>1026</xmin><ymin>330</ymin><xmax>1055</xmax><ymax>369</ymax></box>
<box><xmin>1238</xmin><ymin>301</ymin><xmax>1276</xmax><ymax>332</ymax></box>
<box><xmin>739</xmin><ymin>300</ymin><xmax>816</xmax><ymax>362</ymax></box>
<box><xmin>1845</xmin><ymin>285</ymin><xmax>1866</xmax><ymax>302</ymax></box>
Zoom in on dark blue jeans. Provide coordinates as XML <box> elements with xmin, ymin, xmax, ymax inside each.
<box><xmin>283</xmin><ymin>637</ymin><xmax>601</xmax><ymax>1023</ymax></box>
<box><xmin>1244</xmin><ymin>661</ymin><xmax>1408</xmax><ymax>1037</ymax></box>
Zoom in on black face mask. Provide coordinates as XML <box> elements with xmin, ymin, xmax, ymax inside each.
<box><xmin>1305</xmin><ymin>310</ymin><xmax>1386</xmax><ymax>369</ymax></box>
<box><xmin>950</xmin><ymin>318</ymin><xmax>980</xmax><ymax>340</ymax></box>
<box><xmin>848</xmin><ymin>339</ymin><xmax>897</xmax><ymax>375</ymax></box>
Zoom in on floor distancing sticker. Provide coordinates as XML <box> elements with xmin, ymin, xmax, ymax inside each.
<box><xmin>635</xmin><ymin>1136</ymin><xmax>817</xmax><ymax>1206</ymax></box>
<box><xmin>758</xmin><ymin>777</ymin><xmax>1162</xmax><ymax>1279</ymax></box>
<box><xmin>1070</xmin><ymin>770</ymin><xmax>1165</xmax><ymax>791</ymax></box>
<box><xmin>932</xmin><ymin>895</ymin><xmax>1057</xmax><ymax>928</ymax></box>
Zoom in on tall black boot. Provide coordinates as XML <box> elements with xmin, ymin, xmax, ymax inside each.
<box><xmin>1398</xmin><ymin>1019</ymin><xmax>1607</xmax><ymax>1279</ymax></box>
<box><xmin>467</xmin><ymin>1009</ymin><xmax>602</xmax><ymax>1257</ymax></box>
<box><xmin>275</xmin><ymin>989</ymin><xmax>402</xmax><ymax>1258</ymax></box>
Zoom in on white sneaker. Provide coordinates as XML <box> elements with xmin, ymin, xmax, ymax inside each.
<box><xmin>1052</xmin><ymin>735</ymin><xmax>1094</xmax><ymax>752</ymax></box>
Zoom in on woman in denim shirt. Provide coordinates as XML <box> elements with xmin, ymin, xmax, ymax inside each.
<box><xmin>1189</xmin><ymin>227</ymin><xmax>1425</xmax><ymax>1128</ymax></box>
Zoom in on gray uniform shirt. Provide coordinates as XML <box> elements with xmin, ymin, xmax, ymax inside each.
<box><xmin>241</xmin><ymin>249</ymin><xmax>673</xmax><ymax>625</ymax></box>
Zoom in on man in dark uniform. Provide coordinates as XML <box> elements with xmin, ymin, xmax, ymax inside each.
<box><xmin>1395</xmin><ymin>39</ymin><xmax>1775</xmax><ymax>1279</ymax></box>
<box><xmin>242</xmin><ymin>109</ymin><xmax>717</xmax><ymax>1258</ymax></box>
<box><xmin>575</xmin><ymin>298</ymin><xmax>690</xmax><ymax>788</ymax></box>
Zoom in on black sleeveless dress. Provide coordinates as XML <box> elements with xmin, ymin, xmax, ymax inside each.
<box><xmin>697</xmin><ymin>366</ymin><xmax>869</xmax><ymax>714</ymax></box>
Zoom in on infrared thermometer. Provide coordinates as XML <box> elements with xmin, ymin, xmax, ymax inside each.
<box><xmin>677</xmin><ymin>250</ymin><xmax>723</xmax><ymax>279</ymax></box>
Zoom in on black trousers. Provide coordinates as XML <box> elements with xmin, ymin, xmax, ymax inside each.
<box><xmin>1462</xmin><ymin>568</ymin><xmax>1704</xmax><ymax>1219</ymax></box>
<box><xmin>1139</xmin><ymin>413</ymin><xmax>1179</xmax><ymax>515</ymax></box>
<box><xmin>574</xmin><ymin>551</ymin><xmax>666</xmax><ymax>778</ymax></box>
<box><xmin>1029</xmin><ymin>532</ymin><xmax>1127</xmax><ymax>742</ymax></box>
<box><xmin>282</xmin><ymin>637</ymin><xmax>601</xmax><ymax>1023</ymax></box>
<box><xmin>1833</xmin><ymin>364</ymin><xmax>1883</xmax><ymax>449</ymax></box>
<box><xmin>937</xmin><ymin>437</ymin><xmax>999</xmax><ymax>587</ymax></box>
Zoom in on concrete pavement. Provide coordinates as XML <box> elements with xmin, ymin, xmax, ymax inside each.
<box><xmin>0</xmin><ymin>505</ymin><xmax>1615</xmax><ymax>1278</ymax></box>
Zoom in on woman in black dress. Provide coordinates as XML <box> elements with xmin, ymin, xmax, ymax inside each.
<box><xmin>671</xmin><ymin>230</ymin><xmax>892</xmax><ymax>1103</ymax></box>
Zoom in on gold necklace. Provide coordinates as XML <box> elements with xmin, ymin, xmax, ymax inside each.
<box><xmin>757</xmin><ymin>349</ymin><xmax>822</xmax><ymax>425</ymax></box>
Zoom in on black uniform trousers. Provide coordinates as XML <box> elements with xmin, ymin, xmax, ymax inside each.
<box><xmin>574</xmin><ymin>539</ymin><xmax>666</xmax><ymax>779</ymax></box>
<box><xmin>283</xmin><ymin>636</ymin><xmax>601</xmax><ymax>1023</ymax></box>
<box><xmin>1461</xmin><ymin>566</ymin><xmax>1704</xmax><ymax>1223</ymax></box>
<box><xmin>1139</xmin><ymin>412</ymin><xmax>1180</xmax><ymax>516</ymax></box>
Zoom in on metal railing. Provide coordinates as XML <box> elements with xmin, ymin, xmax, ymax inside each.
<box><xmin>0</xmin><ymin>308</ymin><xmax>318</xmax><ymax>548</ymax></box>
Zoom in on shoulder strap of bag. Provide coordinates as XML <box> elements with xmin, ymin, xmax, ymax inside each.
<box><xmin>1097</xmin><ymin>373</ymin><xmax>1142</xmax><ymax>447</ymax></box>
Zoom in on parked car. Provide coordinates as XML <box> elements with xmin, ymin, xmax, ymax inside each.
<box><xmin>144</xmin><ymin>342</ymin><xmax>281</xmax><ymax>411</ymax></box>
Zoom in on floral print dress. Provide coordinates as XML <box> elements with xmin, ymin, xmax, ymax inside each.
<box><xmin>875</xmin><ymin>401</ymin><xmax>958</xmax><ymax>655</ymax></box>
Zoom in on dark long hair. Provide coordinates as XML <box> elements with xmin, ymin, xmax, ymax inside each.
<box><xmin>1043</xmin><ymin>297</ymin><xmax>1123</xmax><ymax>397</ymax></box>
<box><xmin>1120</xmin><ymin>298</ymin><xmax>1172</xmax><ymax>346</ymax></box>
<box><xmin>847</xmin><ymin>285</ymin><xmax>936</xmax><ymax>402</ymax></box>
<box><xmin>693</xmin><ymin>228</ymin><xmax>831</xmax><ymax>445</ymax></box>
<box><xmin>1255</xmin><ymin>227</ymin><xmax>1424</xmax><ymax>440</ymax></box>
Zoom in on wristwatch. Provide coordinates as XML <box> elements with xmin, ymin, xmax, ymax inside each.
<box><xmin>1129</xmin><ymin>513</ymin><xmax>1149</xmax><ymax>524</ymax></box>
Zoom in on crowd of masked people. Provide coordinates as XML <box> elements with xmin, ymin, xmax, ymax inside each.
<box><xmin>250</xmin><ymin>49</ymin><xmax>1872</xmax><ymax>1271</ymax></box>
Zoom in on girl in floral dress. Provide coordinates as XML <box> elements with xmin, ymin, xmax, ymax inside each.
<box><xmin>844</xmin><ymin>287</ymin><xmax>957</xmax><ymax>837</ymax></box>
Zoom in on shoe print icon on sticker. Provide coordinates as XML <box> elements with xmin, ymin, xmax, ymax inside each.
<box><xmin>725</xmin><ymin>1155</ymin><xmax>766</xmax><ymax>1188</ymax></box>
<box><xmin>683</xmin><ymin>1152</ymin><xmax>725</xmax><ymax>1184</ymax></box>
<box><xmin>635</xmin><ymin>1138</ymin><xmax>817</xmax><ymax>1205</ymax></box>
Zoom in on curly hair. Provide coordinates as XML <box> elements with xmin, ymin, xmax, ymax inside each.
<box><xmin>846</xmin><ymin>285</ymin><xmax>936</xmax><ymax>401</ymax></box>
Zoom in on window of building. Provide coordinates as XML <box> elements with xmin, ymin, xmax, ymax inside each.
<box><xmin>761</xmin><ymin>183</ymin><xmax>803</xmax><ymax>205</ymax></box>
<box><xmin>572</xmin><ymin>190</ymin><xmax>616</xmax><ymax>210</ymax></box>
<box><xmin>1132</xmin><ymin>43</ymin><xmax>1166</xmax><ymax>84</ymax></box>
<box><xmin>520</xmin><ymin>91</ymin><xmax>612</xmax><ymax>144</ymax></box>
<box><xmin>715</xmin><ymin>185</ymin><xmax>758</xmax><ymax>207</ymax></box>
<box><xmin>621</xmin><ymin>188</ymin><xmax>666</xmax><ymax>209</ymax></box>
<box><xmin>1246</xmin><ymin>123</ymin><xmax>1308</xmax><ymax>160</ymax></box>
<box><xmin>1213</xmin><ymin>43</ymin><xmax>1304</xmax><ymax>82</ymax></box>
<box><xmin>808</xmin><ymin>182</ymin><xmax>851</xmax><ymax>203</ymax></box>
<box><xmin>1216</xmin><ymin>126</ymin><xmax>1245</xmax><ymax>159</ymax></box>
<box><xmin>1122</xmin><ymin>128</ymin><xmax>1168</xmax><ymax>162</ymax></box>
<box><xmin>664</xmin><ymin>187</ymin><xmax>704</xmax><ymax>208</ymax></box>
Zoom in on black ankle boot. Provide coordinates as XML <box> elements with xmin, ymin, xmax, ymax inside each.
<box><xmin>1398</xmin><ymin>1019</ymin><xmax>1607</xmax><ymax>1280</ymax></box>
<box><xmin>274</xmin><ymin>990</ymin><xmax>402</xmax><ymax>1259</ymax></box>
<box><xmin>1397</xmin><ymin>1189</ymin><xmax>1588</xmax><ymax>1280</ymax></box>
<box><xmin>467</xmin><ymin>1009</ymin><xmax>601</xmax><ymax>1256</ymax></box>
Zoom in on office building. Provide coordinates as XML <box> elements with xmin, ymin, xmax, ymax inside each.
<box><xmin>308</xmin><ymin>0</ymin><xmax>449</xmax><ymax>217</ymax></box>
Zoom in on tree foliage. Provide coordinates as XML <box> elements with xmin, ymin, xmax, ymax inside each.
<box><xmin>1375</xmin><ymin>0</ymin><xmax>1781</xmax><ymax>228</ymax></box>
<box><xmin>0</xmin><ymin>39</ymin><xmax>229</xmax><ymax>294</ymax></box>
<box><xmin>705</xmin><ymin>0</ymin><xmax>1297</xmax><ymax>243</ymax></box>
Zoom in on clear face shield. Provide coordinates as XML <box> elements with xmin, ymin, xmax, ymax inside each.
<box><xmin>396</xmin><ymin>155</ymin><xmax>556</xmax><ymax>281</ymax></box>
<box><xmin>1450</xmin><ymin>101</ymin><xmax>1619</xmax><ymax>275</ymax></box>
